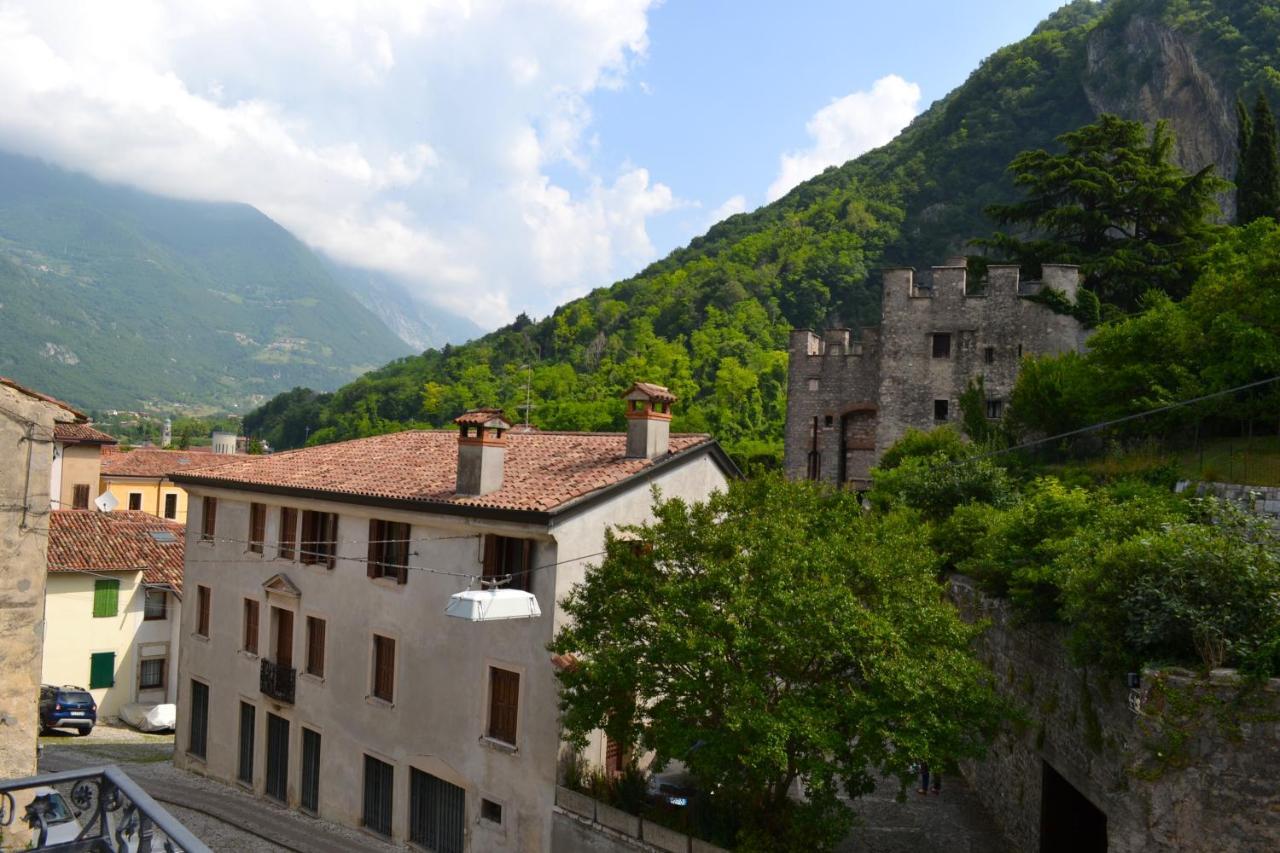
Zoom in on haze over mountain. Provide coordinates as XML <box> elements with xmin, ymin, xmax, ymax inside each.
<box><xmin>0</xmin><ymin>152</ymin><xmax>480</xmax><ymax>411</ymax></box>
<box><xmin>243</xmin><ymin>0</ymin><xmax>1279</xmax><ymax>457</ymax></box>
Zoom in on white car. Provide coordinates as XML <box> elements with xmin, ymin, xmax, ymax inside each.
<box><xmin>25</xmin><ymin>786</ymin><xmax>83</xmax><ymax>845</ymax></box>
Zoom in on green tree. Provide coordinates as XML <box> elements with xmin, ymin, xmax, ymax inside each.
<box><xmin>551</xmin><ymin>478</ymin><xmax>1006</xmax><ymax>851</ymax></box>
<box><xmin>981</xmin><ymin>115</ymin><xmax>1225</xmax><ymax>309</ymax></box>
<box><xmin>1236</xmin><ymin>92</ymin><xmax>1280</xmax><ymax>225</ymax></box>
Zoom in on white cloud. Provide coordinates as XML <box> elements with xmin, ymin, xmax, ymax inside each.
<box><xmin>767</xmin><ymin>74</ymin><xmax>921</xmax><ymax>202</ymax></box>
<box><xmin>706</xmin><ymin>194</ymin><xmax>747</xmax><ymax>228</ymax></box>
<box><xmin>0</xmin><ymin>0</ymin><xmax>675</xmax><ymax>325</ymax></box>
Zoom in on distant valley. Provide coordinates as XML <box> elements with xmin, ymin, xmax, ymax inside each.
<box><xmin>0</xmin><ymin>151</ymin><xmax>482</xmax><ymax>412</ymax></box>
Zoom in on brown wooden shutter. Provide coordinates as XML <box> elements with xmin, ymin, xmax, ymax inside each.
<box><xmin>249</xmin><ymin>504</ymin><xmax>266</xmax><ymax>553</ymax></box>
<box><xmin>373</xmin><ymin>636</ymin><xmax>395</xmax><ymax>701</ymax></box>
<box><xmin>244</xmin><ymin>600</ymin><xmax>259</xmax><ymax>654</ymax></box>
<box><xmin>488</xmin><ymin>668</ymin><xmax>519</xmax><ymax>744</ymax></box>
<box><xmin>279</xmin><ymin>508</ymin><xmax>296</xmax><ymax>560</ymax></box>
<box><xmin>482</xmin><ymin>534</ymin><xmax>498</xmax><ymax>581</ymax></box>
<box><xmin>367</xmin><ymin>519</ymin><xmax>380</xmax><ymax>578</ymax></box>
<box><xmin>518</xmin><ymin>539</ymin><xmax>533</xmax><ymax>592</ymax></box>
<box><xmin>197</xmin><ymin>586</ymin><xmax>211</xmax><ymax>636</ymax></box>
<box><xmin>202</xmin><ymin>497</ymin><xmax>217</xmax><ymax>541</ymax></box>
<box><xmin>324</xmin><ymin>513</ymin><xmax>337</xmax><ymax>569</ymax></box>
<box><xmin>276</xmin><ymin>609</ymin><xmax>294</xmax><ymax>668</ymax></box>
<box><xmin>72</xmin><ymin>484</ymin><xmax>90</xmax><ymax>509</ymax></box>
<box><xmin>307</xmin><ymin>617</ymin><xmax>326</xmax><ymax>677</ymax></box>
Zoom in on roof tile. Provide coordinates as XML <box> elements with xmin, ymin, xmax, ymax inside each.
<box><xmin>48</xmin><ymin>510</ymin><xmax>185</xmax><ymax>592</ymax></box>
<box><xmin>173</xmin><ymin>429</ymin><xmax>714</xmax><ymax>513</ymax></box>
<box><xmin>101</xmin><ymin>448</ymin><xmax>245</xmax><ymax>479</ymax></box>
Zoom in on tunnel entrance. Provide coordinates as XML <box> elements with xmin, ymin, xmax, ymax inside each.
<box><xmin>1040</xmin><ymin>761</ymin><xmax>1106</xmax><ymax>852</ymax></box>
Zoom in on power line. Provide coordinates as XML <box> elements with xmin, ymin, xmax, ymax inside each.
<box><xmin>954</xmin><ymin>374</ymin><xmax>1280</xmax><ymax>467</ymax></box>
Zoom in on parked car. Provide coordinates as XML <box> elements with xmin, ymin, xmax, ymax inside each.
<box><xmin>24</xmin><ymin>786</ymin><xmax>83</xmax><ymax>844</ymax></box>
<box><xmin>39</xmin><ymin>685</ymin><xmax>97</xmax><ymax>735</ymax></box>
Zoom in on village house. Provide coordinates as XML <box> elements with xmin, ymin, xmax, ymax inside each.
<box><xmin>100</xmin><ymin>446</ymin><xmax>240</xmax><ymax>523</ymax></box>
<box><xmin>43</xmin><ymin>510</ymin><xmax>184</xmax><ymax>720</ymax></box>
<box><xmin>169</xmin><ymin>383</ymin><xmax>736</xmax><ymax>852</ymax></box>
<box><xmin>0</xmin><ymin>378</ymin><xmax>84</xmax><ymax>783</ymax></box>
<box><xmin>50</xmin><ymin>421</ymin><xmax>117</xmax><ymax>509</ymax></box>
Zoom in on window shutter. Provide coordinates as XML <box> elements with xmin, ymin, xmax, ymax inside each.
<box><xmin>482</xmin><ymin>535</ymin><xmax>498</xmax><ymax>580</ymax></box>
<box><xmin>89</xmin><ymin>651</ymin><xmax>116</xmax><ymax>688</ymax></box>
<box><xmin>72</xmin><ymin>484</ymin><xmax>90</xmax><ymax>509</ymax></box>
<box><xmin>518</xmin><ymin>540</ymin><xmax>533</xmax><ymax>592</ymax></box>
<box><xmin>396</xmin><ymin>523</ymin><xmax>409</xmax><ymax>585</ymax></box>
<box><xmin>488</xmin><ymin>668</ymin><xmax>519</xmax><ymax>744</ymax></box>
<box><xmin>367</xmin><ymin>519</ymin><xmax>380</xmax><ymax>579</ymax></box>
<box><xmin>92</xmin><ymin>579</ymin><xmax>119</xmax><ymax>618</ymax></box>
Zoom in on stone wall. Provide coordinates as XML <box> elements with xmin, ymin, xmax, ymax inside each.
<box><xmin>950</xmin><ymin>576</ymin><xmax>1280</xmax><ymax>853</ymax></box>
<box><xmin>552</xmin><ymin>787</ymin><xmax>729</xmax><ymax>853</ymax></box>
<box><xmin>783</xmin><ymin>262</ymin><xmax>1088</xmax><ymax>483</ymax></box>
<box><xmin>1182</xmin><ymin>480</ymin><xmax>1280</xmax><ymax>528</ymax></box>
<box><xmin>0</xmin><ymin>382</ymin><xmax>73</xmax><ymax>780</ymax></box>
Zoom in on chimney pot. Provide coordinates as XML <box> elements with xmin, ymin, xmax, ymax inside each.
<box><xmin>454</xmin><ymin>409</ymin><xmax>511</xmax><ymax>496</ymax></box>
<box><xmin>623</xmin><ymin>382</ymin><xmax>676</xmax><ymax>459</ymax></box>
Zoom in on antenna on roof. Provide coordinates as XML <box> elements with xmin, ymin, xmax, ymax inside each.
<box><xmin>518</xmin><ymin>364</ymin><xmax>535</xmax><ymax>429</ymax></box>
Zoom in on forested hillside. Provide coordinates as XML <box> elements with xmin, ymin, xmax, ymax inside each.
<box><xmin>0</xmin><ymin>153</ymin><xmax>417</xmax><ymax>411</ymax></box>
<box><xmin>246</xmin><ymin>0</ymin><xmax>1280</xmax><ymax>459</ymax></box>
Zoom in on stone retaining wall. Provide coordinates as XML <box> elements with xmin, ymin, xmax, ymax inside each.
<box><xmin>1182</xmin><ymin>480</ymin><xmax>1280</xmax><ymax>526</ymax></box>
<box><xmin>551</xmin><ymin>787</ymin><xmax>730</xmax><ymax>853</ymax></box>
<box><xmin>950</xmin><ymin>576</ymin><xmax>1280</xmax><ymax>852</ymax></box>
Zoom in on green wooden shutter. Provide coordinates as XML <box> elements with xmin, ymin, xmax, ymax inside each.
<box><xmin>92</xmin><ymin>579</ymin><xmax>120</xmax><ymax>618</ymax></box>
<box><xmin>89</xmin><ymin>652</ymin><xmax>116</xmax><ymax>688</ymax></box>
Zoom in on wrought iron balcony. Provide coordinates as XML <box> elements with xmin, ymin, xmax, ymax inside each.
<box><xmin>0</xmin><ymin>763</ymin><xmax>208</xmax><ymax>852</ymax></box>
<box><xmin>260</xmin><ymin>658</ymin><xmax>296</xmax><ymax>704</ymax></box>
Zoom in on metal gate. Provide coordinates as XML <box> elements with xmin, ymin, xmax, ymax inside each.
<box><xmin>409</xmin><ymin>768</ymin><xmax>465</xmax><ymax>853</ymax></box>
<box><xmin>363</xmin><ymin>755</ymin><xmax>394</xmax><ymax>836</ymax></box>
<box><xmin>300</xmin><ymin>727</ymin><xmax>321</xmax><ymax>813</ymax></box>
<box><xmin>237</xmin><ymin>702</ymin><xmax>255</xmax><ymax>784</ymax></box>
<box><xmin>265</xmin><ymin>713</ymin><xmax>289</xmax><ymax>802</ymax></box>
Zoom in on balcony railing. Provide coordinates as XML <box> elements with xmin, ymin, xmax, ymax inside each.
<box><xmin>260</xmin><ymin>658</ymin><xmax>296</xmax><ymax>704</ymax></box>
<box><xmin>0</xmin><ymin>763</ymin><xmax>208</xmax><ymax>852</ymax></box>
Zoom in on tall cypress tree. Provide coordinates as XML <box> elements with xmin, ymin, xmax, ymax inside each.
<box><xmin>1234</xmin><ymin>96</ymin><xmax>1252</xmax><ymax>223</ymax></box>
<box><xmin>1237</xmin><ymin>93</ymin><xmax>1280</xmax><ymax>224</ymax></box>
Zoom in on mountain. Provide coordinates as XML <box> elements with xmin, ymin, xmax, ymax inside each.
<box><xmin>0</xmin><ymin>152</ymin><xmax>422</xmax><ymax>411</ymax></box>
<box><xmin>325</xmin><ymin>262</ymin><xmax>485</xmax><ymax>353</ymax></box>
<box><xmin>244</xmin><ymin>0</ymin><xmax>1280</xmax><ymax>457</ymax></box>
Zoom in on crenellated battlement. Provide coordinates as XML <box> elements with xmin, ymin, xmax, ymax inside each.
<box><xmin>788</xmin><ymin>327</ymin><xmax>875</xmax><ymax>358</ymax></box>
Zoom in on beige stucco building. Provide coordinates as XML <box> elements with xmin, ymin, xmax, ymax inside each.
<box><xmin>100</xmin><ymin>447</ymin><xmax>239</xmax><ymax>523</ymax></box>
<box><xmin>50</xmin><ymin>422</ymin><xmax>117</xmax><ymax>510</ymax></box>
<box><xmin>170</xmin><ymin>385</ymin><xmax>735</xmax><ymax>852</ymax></box>
<box><xmin>43</xmin><ymin>510</ymin><xmax>184</xmax><ymax>719</ymax></box>
<box><xmin>0</xmin><ymin>377</ymin><xmax>82</xmax><ymax>781</ymax></box>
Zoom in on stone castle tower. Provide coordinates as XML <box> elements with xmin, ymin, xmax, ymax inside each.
<box><xmin>783</xmin><ymin>259</ymin><xmax>1089</xmax><ymax>486</ymax></box>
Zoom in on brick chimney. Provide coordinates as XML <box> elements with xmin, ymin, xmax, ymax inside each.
<box><xmin>623</xmin><ymin>382</ymin><xmax>676</xmax><ymax>459</ymax></box>
<box><xmin>454</xmin><ymin>409</ymin><xmax>511</xmax><ymax>496</ymax></box>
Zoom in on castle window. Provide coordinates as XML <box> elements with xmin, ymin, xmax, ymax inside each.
<box><xmin>1018</xmin><ymin>343</ymin><xmax>1023</xmax><ymax>358</ymax></box>
<box><xmin>984</xmin><ymin>346</ymin><xmax>995</xmax><ymax>364</ymax></box>
<box><xmin>824</xmin><ymin>415</ymin><xmax>833</xmax><ymax>427</ymax></box>
<box><xmin>931</xmin><ymin>333</ymin><xmax>951</xmax><ymax>359</ymax></box>
<box><xmin>807</xmin><ymin>379</ymin><xmax>819</xmax><ymax>392</ymax></box>
<box><xmin>934</xmin><ymin>399</ymin><xmax>949</xmax><ymax>421</ymax></box>
<box><xmin>987</xmin><ymin>399</ymin><xmax>1004</xmax><ymax>419</ymax></box>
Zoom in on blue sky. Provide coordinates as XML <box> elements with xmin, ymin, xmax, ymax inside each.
<box><xmin>594</xmin><ymin>0</ymin><xmax>1070</xmax><ymax>255</ymax></box>
<box><xmin>0</xmin><ymin>1</ymin><xmax>1072</xmax><ymax>325</ymax></box>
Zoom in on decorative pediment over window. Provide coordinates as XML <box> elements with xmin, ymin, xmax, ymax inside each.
<box><xmin>262</xmin><ymin>573</ymin><xmax>301</xmax><ymax>599</ymax></box>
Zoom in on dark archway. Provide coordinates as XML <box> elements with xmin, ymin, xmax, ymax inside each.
<box><xmin>1040</xmin><ymin>761</ymin><xmax>1106</xmax><ymax>853</ymax></box>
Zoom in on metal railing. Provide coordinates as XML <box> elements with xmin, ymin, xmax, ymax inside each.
<box><xmin>260</xmin><ymin>658</ymin><xmax>296</xmax><ymax>704</ymax></box>
<box><xmin>0</xmin><ymin>764</ymin><xmax>208</xmax><ymax>852</ymax></box>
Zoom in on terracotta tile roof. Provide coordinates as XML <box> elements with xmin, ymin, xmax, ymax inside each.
<box><xmin>100</xmin><ymin>447</ymin><xmax>244</xmax><ymax>479</ymax></box>
<box><xmin>48</xmin><ymin>510</ymin><xmax>185</xmax><ymax>592</ymax></box>
<box><xmin>626</xmin><ymin>381</ymin><xmax>677</xmax><ymax>403</ymax></box>
<box><xmin>173</xmin><ymin>430</ymin><xmax>721</xmax><ymax>514</ymax></box>
<box><xmin>454</xmin><ymin>408</ymin><xmax>509</xmax><ymax>426</ymax></box>
<box><xmin>54</xmin><ymin>422</ymin><xmax>118</xmax><ymax>445</ymax></box>
<box><xmin>0</xmin><ymin>376</ymin><xmax>85</xmax><ymax>421</ymax></box>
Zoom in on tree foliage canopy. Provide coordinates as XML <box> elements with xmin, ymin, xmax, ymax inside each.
<box><xmin>550</xmin><ymin>477</ymin><xmax>1004</xmax><ymax>851</ymax></box>
<box><xmin>980</xmin><ymin>115</ymin><xmax>1226</xmax><ymax>310</ymax></box>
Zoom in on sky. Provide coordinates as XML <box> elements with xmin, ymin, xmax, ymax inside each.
<box><xmin>0</xmin><ymin>0</ymin><xmax>1071</xmax><ymax>326</ymax></box>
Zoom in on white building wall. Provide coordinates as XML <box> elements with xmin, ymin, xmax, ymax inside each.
<box><xmin>173</xmin><ymin>451</ymin><xmax>729</xmax><ymax>853</ymax></box>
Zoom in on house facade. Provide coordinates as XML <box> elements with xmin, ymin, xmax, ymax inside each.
<box><xmin>784</xmin><ymin>261</ymin><xmax>1089</xmax><ymax>486</ymax></box>
<box><xmin>50</xmin><ymin>422</ymin><xmax>117</xmax><ymax>510</ymax></box>
<box><xmin>100</xmin><ymin>446</ymin><xmax>239</xmax><ymax>523</ymax></box>
<box><xmin>43</xmin><ymin>510</ymin><xmax>184</xmax><ymax>718</ymax></box>
<box><xmin>0</xmin><ymin>377</ymin><xmax>82</xmax><ymax>781</ymax></box>
<box><xmin>170</xmin><ymin>385</ymin><xmax>735</xmax><ymax>852</ymax></box>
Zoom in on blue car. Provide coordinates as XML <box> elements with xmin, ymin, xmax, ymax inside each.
<box><xmin>39</xmin><ymin>685</ymin><xmax>97</xmax><ymax>735</ymax></box>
